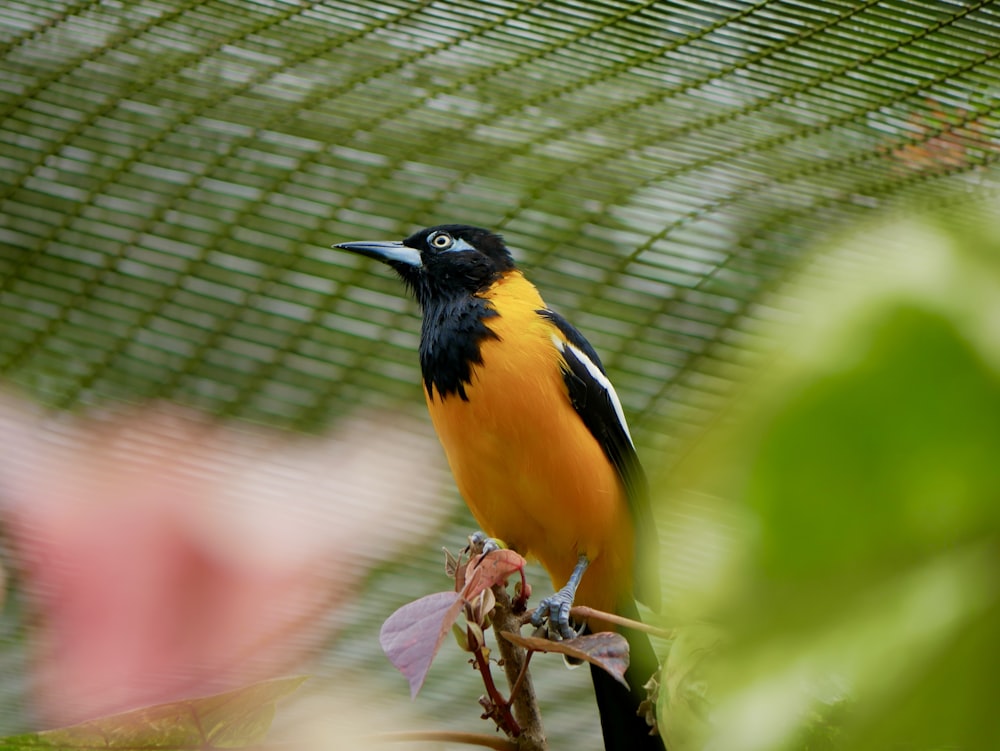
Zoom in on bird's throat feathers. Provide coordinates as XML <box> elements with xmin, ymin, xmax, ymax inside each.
<box><xmin>419</xmin><ymin>292</ymin><xmax>500</xmax><ymax>401</ymax></box>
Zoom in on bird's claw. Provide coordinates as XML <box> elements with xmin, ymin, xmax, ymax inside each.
<box><xmin>467</xmin><ymin>530</ymin><xmax>501</xmax><ymax>557</ymax></box>
<box><xmin>530</xmin><ymin>587</ymin><xmax>579</xmax><ymax>640</ymax></box>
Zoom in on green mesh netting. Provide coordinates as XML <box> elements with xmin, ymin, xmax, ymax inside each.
<box><xmin>3</xmin><ymin>0</ymin><xmax>997</xmax><ymax>447</ymax></box>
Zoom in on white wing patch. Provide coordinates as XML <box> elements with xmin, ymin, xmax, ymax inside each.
<box><xmin>551</xmin><ymin>333</ymin><xmax>634</xmax><ymax>446</ymax></box>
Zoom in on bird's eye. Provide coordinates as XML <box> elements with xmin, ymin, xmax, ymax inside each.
<box><xmin>429</xmin><ymin>232</ymin><xmax>453</xmax><ymax>249</ymax></box>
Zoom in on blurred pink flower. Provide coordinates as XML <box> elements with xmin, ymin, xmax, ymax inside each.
<box><xmin>0</xmin><ymin>397</ymin><xmax>448</xmax><ymax>726</ymax></box>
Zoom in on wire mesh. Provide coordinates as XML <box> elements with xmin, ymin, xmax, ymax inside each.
<box><xmin>2</xmin><ymin>0</ymin><xmax>997</xmax><ymax>444</ymax></box>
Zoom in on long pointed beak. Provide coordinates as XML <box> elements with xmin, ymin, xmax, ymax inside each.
<box><xmin>333</xmin><ymin>240</ymin><xmax>422</xmax><ymax>268</ymax></box>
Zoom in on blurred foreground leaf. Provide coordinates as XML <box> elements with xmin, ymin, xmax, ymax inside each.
<box><xmin>658</xmin><ymin>206</ymin><xmax>1000</xmax><ymax>751</ymax></box>
<box><xmin>657</xmin><ymin>624</ymin><xmax>725</xmax><ymax>751</ymax></box>
<box><xmin>0</xmin><ymin>676</ymin><xmax>305</xmax><ymax>750</ymax></box>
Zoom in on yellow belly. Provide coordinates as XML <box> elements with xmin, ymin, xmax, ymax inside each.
<box><xmin>424</xmin><ymin>272</ymin><xmax>634</xmax><ymax>614</ymax></box>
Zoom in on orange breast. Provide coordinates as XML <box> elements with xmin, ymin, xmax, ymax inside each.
<box><xmin>424</xmin><ymin>271</ymin><xmax>634</xmax><ymax>614</ymax></box>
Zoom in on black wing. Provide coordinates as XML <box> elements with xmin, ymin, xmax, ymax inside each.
<box><xmin>537</xmin><ymin>308</ymin><xmax>660</xmax><ymax>611</ymax></box>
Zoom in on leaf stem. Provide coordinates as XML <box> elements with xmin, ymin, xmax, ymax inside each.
<box><xmin>471</xmin><ymin>625</ymin><xmax>521</xmax><ymax>737</ymax></box>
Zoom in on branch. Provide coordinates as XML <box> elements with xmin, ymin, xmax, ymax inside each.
<box><xmin>372</xmin><ymin>730</ymin><xmax>518</xmax><ymax>750</ymax></box>
<box><xmin>568</xmin><ymin>605</ymin><xmax>675</xmax><ymax>639</ymax></box>
<box><xmin>492</xmin><ymin>583</ymin><xmax>547</xmax><ymax>751</ymax></box>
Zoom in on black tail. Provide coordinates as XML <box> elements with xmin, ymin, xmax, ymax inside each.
<box><xmin>590</xmin><ymin>601</ymin><xmax>665</xmax><ymax>751</ymax></box>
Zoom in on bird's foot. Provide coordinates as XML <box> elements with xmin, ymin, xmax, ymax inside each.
<box><xmin>466</xmin><ymin>530</ymin><xmax>502</xmax><ymax>557</ymax></box>
<box><xmin>530</xmin><ymin>586</ymin><xmax>581</xmax><ymax>640</ymax></box>
<box><xmin>530</xmin><ymin>554</ymin><xmax>590</xmax><ymax>640</ymax></box>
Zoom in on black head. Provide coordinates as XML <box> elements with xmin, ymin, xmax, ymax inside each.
<box><xmin>334</xmin><ymin>224</ymin><xmax>516</xmax><ymax>307</ymax></box>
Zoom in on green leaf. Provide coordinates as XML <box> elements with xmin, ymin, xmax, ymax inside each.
<box><xmin>657</xmin><ymin>624</ymin><xmax>724</xmax><ymax>751</ymax></box>
<box><xmin>0</xmin><ymin>677</ymin><xmax>306</xmax><ymax>751</ymax></box>
<box><xmin>657</xmin><ymin>207</ymin><xmax>1000</xmax><ymax>751</ymax></box>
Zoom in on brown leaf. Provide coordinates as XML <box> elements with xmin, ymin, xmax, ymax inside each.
<box><xmin>379</xmin><ymin>591</ymin><xmax>465</xmax><ymax>698</ymax></box>
<box><xmin>501</xmin><ymin>631</ymin><xmax>631</xmax><ymax>687</ymax></box>
<box><xmin>461</xmin><ymin>549</ymin><xmax>526</xmax><ymax>601</ymax></box>
<box><xmin>443</xmin><ymin>547</ymin><xmax>461</xmax><ymax>580</ymax></box>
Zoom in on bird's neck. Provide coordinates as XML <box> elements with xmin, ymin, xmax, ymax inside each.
<box><xmin>418</xmin><ymin>288</ymin><xmax>499</xmax><ymax>402</ymax></box>
<box><xmin>418</xmin><ymin>271</ymin><xmax>546</xmax><ymax>402</ymax></box>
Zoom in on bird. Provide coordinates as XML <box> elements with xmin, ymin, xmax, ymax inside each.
<box><xmin>335</xmin><ymin>224</ymin><xmax>664</xmax><ymax>751</ymax></box>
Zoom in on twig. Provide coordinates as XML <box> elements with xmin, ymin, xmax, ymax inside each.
<box><xmin>471</xmin><ymin>624</ymin><xmax>521</xmax><ymax>736</ymax></box>
<box><xmin>568</xmin><ymin>605</ymin><xmax>675</xmax><ymax>639</ymax></box>
<box><xmin>372</xmin><ymin>730</ymin><xmax>518</xmax><ymax>750</ymax></box>
<box><xmin>508</xmin><ymin>648</ymin><xmax>534</xmax><ymax>705</ymax></box>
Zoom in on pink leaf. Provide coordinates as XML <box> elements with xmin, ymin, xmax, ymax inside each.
<box><xmin>379</xmin><ymin>591</ymin><xmax>465</xmax><ymax>698</ymax></box>
<box><xmin>461</xmin><ymin>548</ymin><xmax>526</xmax><ymax>601</ymax></box>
